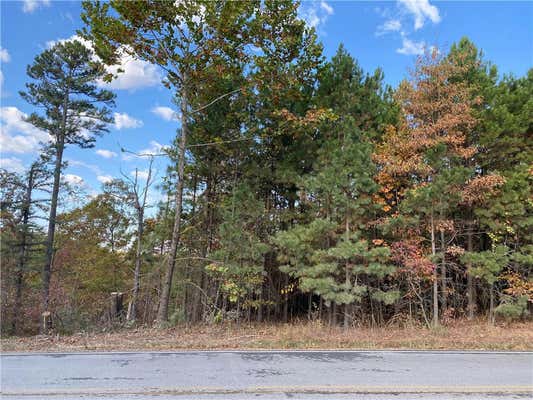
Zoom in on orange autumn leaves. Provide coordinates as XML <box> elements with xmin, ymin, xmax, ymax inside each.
<box><xmin>371</xmin><ymin>50</ymin><xmax>499</xmax><ymax>277</ymax></box>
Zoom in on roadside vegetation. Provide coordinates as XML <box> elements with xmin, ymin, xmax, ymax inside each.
<box><xmin>1</xmin><ymin>1</ymin><xmax>531</xmax><ymax>343</ymax></box>
<box><xmin>2</xmin><ymin>320</ymin><xmax>532</xmax><ymax>352</ymax></box>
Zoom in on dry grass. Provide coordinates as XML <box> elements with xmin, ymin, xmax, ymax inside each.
<box><xmin>2</xmin><ymin>319</ymin><xmax>532</xmax><ymax>353</ymax></box>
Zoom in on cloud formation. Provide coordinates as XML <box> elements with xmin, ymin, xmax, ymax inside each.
<box><xmin>97</xmin><ymin>175</ymin><xmax>114</xmax><ymax>184</ymax></box>
<box><xmin>47</xmin><ymin>35</ymin><xmax>161</xmax><ymax>91</ymax></box>
<box><xmin>0</xmin><ymin>47</ymin><xmax>10</xmax><ymax>63</ymax></box>
<box><xmin>122</xmin><ymin>140</ymin><xmax>168</xmax><ymax>161</ymax></box>
<box><xmin>104</xmin><ymin>55</ymin><xmax>161</xmax><ymax>90</ymax></box>
<box><xmin>63</xmin><ymin>173</ymin><xmax>84</xmax><ymax>186</ymax></box>
<box><xmin>22</xmin><ymin>0</ymin><xmax>50</xmax><ymax>13</ymax></box>
<box><xmin>130</xmin><ymin>169</ymin><xmax>151</xmax><ymax>181</ymax></box>
<box><xmin>114</xmin><ymin>112</ymin><xmax>143</xmax><ymax>130</ymax></box>
<box><xmin>376</xmin><ymin>0</ymin><xmax>440</xmax><ymax>56</ymax></box>
<box><xmin>398</xmin><ymin>0</ymin><xmax>441</xmax><ymax>30</ymax></box>
<box><xmin>397</xmin><ymin>37</ymin><xmax>426</xmax><ymax>55</ymax></box>
<box><xmin>0</xmin><ymin>106</ymin><xmax>51</xmax><ymax>154</ymax></box>
<box><xmin>151</xmin><ymin>106</ymin><xmax>179</xmax><ymax>121</ymax></box>
<box><xmin>95</xmin><ymin>149</ymin><xmax>117</xmax><ymax>159</ymax></box>
<box><xmin>300</xmin><ymin>1</ymin><xmax>334</xmax><ymax>31</ymax></box>
<box><xmin>0</xmin><ymin>157</ymin><xmax>25</xmax><ymax>173</ymax></box>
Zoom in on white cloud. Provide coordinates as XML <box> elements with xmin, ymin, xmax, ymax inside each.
<box><xmin>22</xmin><ymin>0</ymin><xmax>50</xmax><ymax>13</ymax></box>
<box><xmin>114</xmin><ymin>112</ymin><xmax>143</xmax><ymax>129</ymax></box>
<box><xmin>300</xmin><ymin>1</ymin><xmax>334</xmax><ymax>31</ymax></box>
<box><xmin>320</xmin><ymin>1</ymin><xmax>334</xmax><ymax>16</ymax></box>
<box><xmin>131</xmin><ymin>169</ymin><xmax>150</xmax><ymax>181</ymax></box>
<box><xmin>122</xmin><ymin>140</ymin><xmax>168</xmax><ymax>161</ymax></box>
<box><xmin>140</xmin><ymin>140</ymin><xmax>168</xmax><ymax>156</ymax></box>
<box><xmin>104</xmin><ymin>55</ymin><xmax>161</xmax><ymax>90</ymax></box>
<box><xmin>63</xmin><ymin>174</ymin><xmax>84</xmax><ymax>186</ymax></box>
<box><xmin>375</xmin><ymin>0</ymin><xmax>440</xmax><ymax>54</ymax></box>
<box><xmin>151</xmin><ymin>106</ymin><xmax>179</xmax><ymax>121</ymax></box>
<box><xmin>0</xmin><ymin>47</ymin><xmax>10</xmax><ymax>63</ymax></box>
<box><xmin>377</xmin><ymin>19</ymin><xmax>402</xmax><ymax>36</ymax></box>
<box><xmin>47</xmin><ymin>35</ymin><xmax>161</xmax><ymax>91</ymax></box>
<box><xmin>398</xmin><ymin>0</ymin><xmax>440</xmax><ymax>30</ymax></box>
<box><xmin>95</xmin><ymin>149</ymin><xmax>117</xmax><ymax>159</ymax></box>
<box><xmin>66</xmin><ymin>159</ymin><xmax>103</xmax><ymax>176</ymax></box>
<box><xmin>97</xmin><ymin>175</ymin><xmax>114</xmax><ymax>184</ymax></box>
<box><xmin>0</xmin><ymin>106</ymin><xmax>51</xmax><ymax>154</ymax></box>
<box><xmin>397</xmin><ymin>37</ymin><xmax>426</xmax><ymax>55</ymax></box>
<box><xmin>0</xmin><ymin>157</ymin><xmax>25</xmax><ymax>173</ymax></box>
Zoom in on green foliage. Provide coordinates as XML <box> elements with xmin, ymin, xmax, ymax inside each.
<box><xmin>495</xmin><ymin>295</ymin><xmax>529</xmax><ymax>321</ymax></box>
<box><xmin>20</xmin><ymin>40</ymin><xmax>115</xmax><ymax>148</ymax></box>
<box><xmin>476</xmin><ymin>166</ymin><xmax>533</xmax><ymax>246</ymax></box>
<box><xmin>461</xmin><ymin>245</ymin><xmax>509</xmax><ymax>285</ymax></box>
<box><xmin>8</xmin><ymin>1</ymin><xmax>533</xmax><ymax>331</ymax></box>
<box><xmin>208</xmin><ymin>185</ymin><xmax>269</xmax><ymax>304</ymax></box>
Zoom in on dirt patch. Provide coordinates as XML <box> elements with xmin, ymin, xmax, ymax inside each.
<box><xmin>2</xmin><ymin>319</ymin><xmax>532</xmax><ymax>352</ymax></box>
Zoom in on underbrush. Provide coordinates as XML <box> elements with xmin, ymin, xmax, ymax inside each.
<box><xmin>2</xmin><ymin>318</ymin><xmax>531</xmax><ymax>352</ymax></box>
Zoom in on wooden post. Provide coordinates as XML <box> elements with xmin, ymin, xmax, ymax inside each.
<box><xmin>110</xmin><ymin>292</ymin><xmax>124</xmax><ymax>320</ymax></box>
<box><xmin>41</xmin><ymin>311</ymin><xmax>52</xmax><ymax>334</ymax></box>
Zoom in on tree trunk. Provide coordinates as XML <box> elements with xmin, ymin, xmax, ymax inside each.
<box><xmin>440</xmin><ymin>228</ymin><xmax>447</xmax><ymax>314</ymax></box>
<box><xmin>344</xmin><ymin>216</ymin><xmax>351</xmax><ymax>329</ymax></box>
<box><xmin>466</xmin><ymin>226</ymin><xmax>475</xmax><ymax>320</ymax></box>
<box><xmin>158</xmin><ymin>79</ymin><xmax>188</xmax><ymax>323</ymax></box>
<box><xmin>282</xmin><ymin>274</ymin><xmax>288</xmax><ymax>323</ymax></box>
<box><xmin>257</xmin><ymin>285</ymin><xmax>263</xmax><ymax>323</ymax></box>
<box><xmin>127</xmin><ymin>210</ymin><xmax>144</xmax><ymax>322</ymax></box>
<box><xmin>42</xmin><ymin>137</ymin><xmax>65</xmax><ymax>316</ymax></box>
<box><xmin>307</xmin><ymin>293</ymin><xmax>312</xmax><ymax>321</ymax></box>
<box><xmin>489</xmin><ymin>283</ymin><xmax>495</xmax><ymax>325</ymax></box>
<box><xmin>431</xmin><ymin>210</ymin><xmax>439</xmax><ymax>327</ymax></box>
<box><xmin>110</xmin><ymin>292</ymin><xmax>124</xmax><ymax>321</ymax></box>
<box><xmin>12</xmin><ymin>164</ymin><xmax>35</xmax><ymax>334</ymax></box>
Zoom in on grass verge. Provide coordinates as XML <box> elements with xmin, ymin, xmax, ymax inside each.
<box><xmin>2</xmin><ymin>319</ymin><xmax>531</xmax><ymax>352</ymax></box>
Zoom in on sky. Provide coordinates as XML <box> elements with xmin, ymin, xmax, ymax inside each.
<box><xmin>1</xmin><ymin>0</ymin><xmax>532</xmax><ymax>206</ymax></box>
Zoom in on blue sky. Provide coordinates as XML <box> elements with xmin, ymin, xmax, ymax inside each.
<box><xmin>1</xmin><ymin>0</ymin><xmax>532</xmax><ymax>204</ymax></box>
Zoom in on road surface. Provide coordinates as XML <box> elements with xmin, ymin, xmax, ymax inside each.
<box><xmin>1</xmin><ymin>350</ymin><xmax>532</xmax><ymax>399</ymax></box>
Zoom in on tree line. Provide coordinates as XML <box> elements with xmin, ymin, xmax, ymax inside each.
<box><xmin>1</xmin><ymin>1</ymin><xmax>531</xmax><ymax>335</ymax></box>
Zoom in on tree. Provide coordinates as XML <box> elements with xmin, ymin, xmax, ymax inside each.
<box><xmin>82</xmin><ymin>0</ymin><xmax>260</xmax><ymax>323</ymax></box>
<box><xmin>275</xmin><ymin>46</ymin><xmax>397</xmax><ymax>327</ymax></box>
<box><xmin>53</xmin><ymin>197</ymin><xmax>130</xmax><ymax>330</ymax></box>
<box><xmin>105</xmin><ymin>159</ymin><xmax>155</xmax><ymax>323</ymax></box>
<box><xmin>1</xmin><ymin>161</ymin><xmax>50</xmax><ymax>334</ymax></box>
<box><xmin>20</xmin><ymin>40</ymin><xmax>115</xmax><ymax>319</ymax></box>
<box><xmin>374</xmin><ymin>49</ymin><xmax>479</xmax><ymax>326</ymax></box>
<box><xmin>206</xmin><ymin>185</ymin><xmax>269</xmax><ymax>322</ymax></box>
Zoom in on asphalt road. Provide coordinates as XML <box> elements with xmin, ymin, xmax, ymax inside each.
<box><xmin>1</xmin><ymin>350</ymin><xmax>532</xmax><ymax>399</ymax></box>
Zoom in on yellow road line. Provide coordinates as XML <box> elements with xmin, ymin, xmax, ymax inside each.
<box><xmin>2</xmin><ymin>384</ymin><xmax>533</xmax><ymax>396</ymax></box>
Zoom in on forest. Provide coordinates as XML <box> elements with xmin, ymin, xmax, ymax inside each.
<box><xmin>1</xmin><ymin>1</ymin><xmax>531</xmax><ymax>336</ymax></box>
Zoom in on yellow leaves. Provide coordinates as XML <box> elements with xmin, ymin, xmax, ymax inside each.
<box><xmin>280</xmin><ymin>283</ymin><xmax>295</xmax><ymax>295</ymax></box>
<box><xmin>502</xmin><ymin>272</ymin><xmax>533</xmax><ymax>300</ymax></box>
<box><xmin>372</xmin><ymin>194</ymin><xmax>385</xmax><ymax>205</ymax></box>
<box><xmin>436</xmin><ymin>219</ymin><xmax>454</xmax><ymax>233</ymax></box>
<box><xmin>446</xmin><ymin>245</ymin><xmax>465</xmax><ymax>257</ymax></box>
<box><xmin>382</xmin><ymin>205</ymin><xmax>392</xmax><ymax>212</ymax></box>
<box><xmin>273</xmin><ymin>108</ymin><xmax>337</xmax><ymax>131</ymax></box>
<box><xmin>488</xmin><ymin>232</ymin><xmax>500</xmax><ymax>244</ymax></box>
<box><xmin>461</xmin><ymin>174</ymin><xmax>506</xmax><ymax>205</ymax></box>
<box><xmin>205</xmin><ymin>263</ymin><xmax>228</xmax><ymax>274</ymax></box>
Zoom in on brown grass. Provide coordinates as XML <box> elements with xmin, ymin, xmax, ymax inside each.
<box><xmin>2</xmin><ymin>319</ymin><xmax>532</xmax><ymax>353</ymax></box>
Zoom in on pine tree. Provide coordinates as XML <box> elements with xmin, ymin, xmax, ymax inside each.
<box><xmin>20</xmin><ymin>40</ymin><xmax>115</xmax><ymax>319</ymax></box>
<box><xmin>374</xmin><ymin>49</ymin><xmax>480</xmax><ymax>326</ymax></box>
<box><xmin>275</xmin><ymin>47</ymin><xmax>397</xmax><ymax>327</ymax></box>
